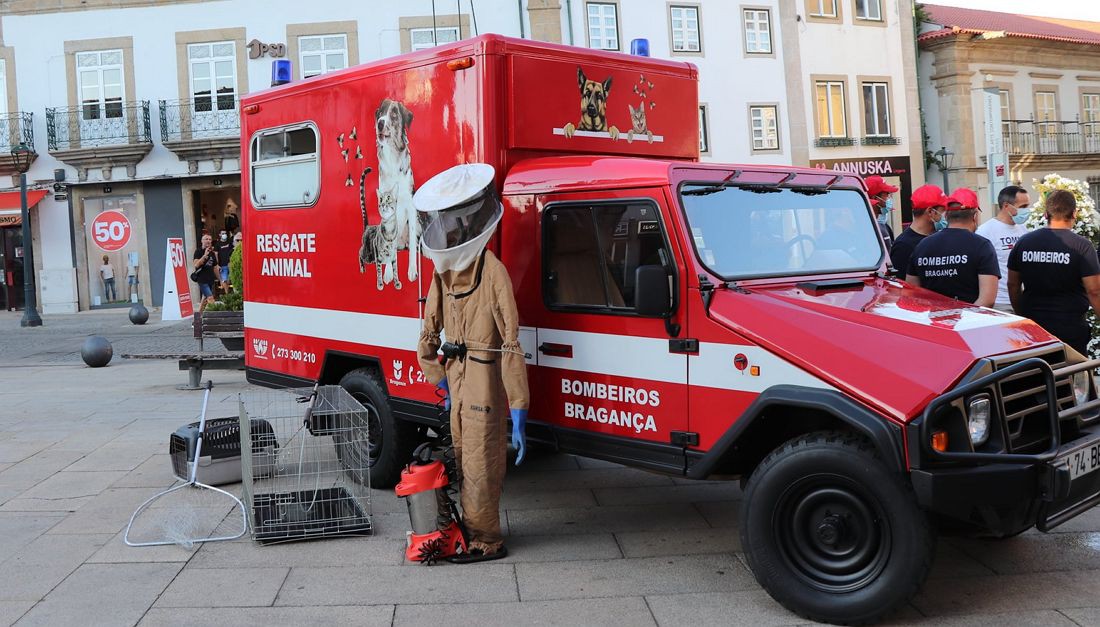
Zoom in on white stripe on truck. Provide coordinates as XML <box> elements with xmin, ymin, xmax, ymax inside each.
<box><xmin>245</xmin><ymin>302</ymin><xmax>833</xmax><ymax>393</ymax></box>
<box><xmin>246</xmin><ymin>302</ymin><xmax>422</xmax><ymax>351</ymax></box>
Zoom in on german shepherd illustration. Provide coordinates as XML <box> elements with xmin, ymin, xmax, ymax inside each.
<box><xmin>563</xmin><ymin>67</ymin><xmax>619</xmax><ymax>140</ymax></box>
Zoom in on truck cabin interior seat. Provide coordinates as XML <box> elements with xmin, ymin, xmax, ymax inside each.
<box><xmin>546</xmin><ymin>209</ymin><xmax>626</xmax><ymax>308</ymax></box>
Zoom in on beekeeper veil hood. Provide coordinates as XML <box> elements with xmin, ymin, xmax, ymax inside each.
<box><xmin>415</xmin><ymin>163</ymin><xmax>503</xmax><ymax>273</ymax></box>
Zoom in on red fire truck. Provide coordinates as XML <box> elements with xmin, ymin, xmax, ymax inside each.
<box><xmin>240</xmin><ymin>35</ymin><xmax>1100</xmax><ymax>624</ymax></box>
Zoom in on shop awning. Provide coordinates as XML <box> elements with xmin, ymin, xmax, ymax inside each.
<box><xmin>0</xmin><ymin>190</ymin><xmax>49</xmax><ymax>227</ymax></box>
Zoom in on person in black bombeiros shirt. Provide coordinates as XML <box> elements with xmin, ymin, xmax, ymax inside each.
<box><xmin>891</xmin><ymin>183</ymin><xmax>947</xmax><ymax>277</ymax></box>
<box><xmin>906</xmin><ymin>188</ymin><xmax>999</xmax><ymax>307</ymax></box>
<box><xmin>1007</xmin><ymin>189</ymin><xmax>1100</xmax><ymax>355</ymax></box>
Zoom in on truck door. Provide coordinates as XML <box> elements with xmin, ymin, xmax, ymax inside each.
<box><xmin>527</xmin><ymin>193</ymin><xmax>689</xmax><ymax>472</ymax></box>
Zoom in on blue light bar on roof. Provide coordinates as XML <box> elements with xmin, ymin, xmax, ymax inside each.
<box><xmin>271</xmin><ymin>60</ymin><xmax>292</xmax><ymax>87</ymax></box>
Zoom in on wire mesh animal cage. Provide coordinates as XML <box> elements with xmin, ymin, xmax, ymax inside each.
<box><xmin>238</xmin><ymin>385</ymin><xmax>373</xmax><ymax>544</ymax></box>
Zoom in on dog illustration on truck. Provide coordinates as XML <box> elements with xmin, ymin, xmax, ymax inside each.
<box><xmin>241</xmin><ymin>34</ymin><xmax>1100</xmax><ymax>624</ymax></box>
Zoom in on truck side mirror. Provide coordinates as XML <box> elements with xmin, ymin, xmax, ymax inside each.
<box><xmin>635</xmin><ymin>265</ymin><xmax>671</xmax><ymax>316</ymax></box>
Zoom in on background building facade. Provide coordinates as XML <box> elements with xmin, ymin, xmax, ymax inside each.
<box><xmin>783</xmin><ymin>0</ymin><xmax>926</xmax><ymax>228</ymax></box>
<box><xmin>3</xmin><ymin>0</ymin><xmax>920</xmax><ymax>313</ymax></box>
<box><xmin>919</xmin><ymin>4</ymin><xmax>1100</xmax><ymax>212</ymax></box>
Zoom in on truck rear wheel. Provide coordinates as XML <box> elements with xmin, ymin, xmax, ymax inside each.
<box><xmin>338</xmin><ymin>368</ymin><xmax>418</xmax><ymax>489</ymax></box>
<box><xmin>740</xmin><ymin>431</ymin><xmax>934</xmax><ymax>625</ymax></box>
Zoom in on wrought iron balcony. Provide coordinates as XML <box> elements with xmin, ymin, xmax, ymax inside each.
<box><xmin>861</xmin><ymin>136</ymin><xmax>900</xmax><ymax>146</ymax></box>
<box><xmin>159</xmin><ymin>98</ymin><xmax>240</xmax><ymax>142</ymax></box>
<box><xmin>815</xmin><ymin>137</ymin><xmax>857</xmax><ymax>148</ymax></box>
<box><xmin>158</xmin><ymin>98</ymin><xmax>241</xmax><ymax>174</ymax></box>
<box><xmin>45</xmin><ymin>100</ymin><xmax>152</xmax><ymax>151</ymax></box>
<box><xmin>44</xmin><ymin>101</ymin><xmax>152</xmax><ymax>181</ymax></box>
<box><xmin>0</xmin><ymin>112</ymin><xmax>33</xmax><ymax>150</ymax></box>
<box><xmin>0</xmin><ymin>112</ymin><xmax>37</xmax><ymax>179</ymax></box>
<box><xmin>1003</xmin><ymin>119</ymin><xmax>1100</xmax><ymax>156</ymax></box>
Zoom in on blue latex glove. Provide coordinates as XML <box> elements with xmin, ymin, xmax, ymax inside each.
<box><xmin>510</xmin><ymin>408</ymin><xmax>527</xmax><ymax>466</ymax></box>
<box><xmin>437</xmin><ymin>378</ymin><xmax>451</xmax><ymax>411</ymax></box>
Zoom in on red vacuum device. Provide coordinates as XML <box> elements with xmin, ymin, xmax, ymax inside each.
<box><xmin>395</xmin><ymin>443</ymin><xmax>467</xmax><ymax>564</ymax></box>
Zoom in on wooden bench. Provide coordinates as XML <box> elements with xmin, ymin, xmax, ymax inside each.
<box><xmin>193</xmin><ymin>310</ymin><xmax>244</xmax><ymax>352</ymax></box>
<box><xmin>122</xmin><ymin>353</ymin><xmax>244</xmax><ymax>390</ymax></box>
<box><xmin>122</xmin><ymin>311</ymin><xmax>246</xmax><ymax>389</ymax></box>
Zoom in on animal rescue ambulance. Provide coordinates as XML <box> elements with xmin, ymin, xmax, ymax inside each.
<box><xmin>240</xmin><ymin>34</ymin><xmax>1100</xmax><ymax>624</ymax></box>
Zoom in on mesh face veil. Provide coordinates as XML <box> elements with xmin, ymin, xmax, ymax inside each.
<box><xmin>415</xmin><ymin>164</ymin><xmax>503</xmax><ymax>273</ymax></box>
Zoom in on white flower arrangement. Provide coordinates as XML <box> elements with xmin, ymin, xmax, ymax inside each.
<box><xmin>1025</xmin><ymin>173</ymin><xmax>1100</xmax><ymax>357</ymax></box>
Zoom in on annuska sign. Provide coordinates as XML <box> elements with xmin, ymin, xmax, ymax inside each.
<box><xmin>809</xmin><ymin>155</ymin><xmax>916</xmax><ymax>222</ymax></box>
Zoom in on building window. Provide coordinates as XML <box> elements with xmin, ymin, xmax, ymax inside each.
<box><xmin>815</xmin><ymin>80</ymin><xmax>846</xmax><ymax>138</ymax></box>
<box><xmin>743</xmin><ymin>9</ymin><xmax>772</xmax><ymax>54</ymax></box>
<box><xmin>1084</xmin><ymin>94</ymin><xmax>1100</xmax><ymax>151</ymax></box>
<box><xmin>299</xmin><ymin>34</ymin><xmax>347</xmax><ymax>79</ymax></box>
<box><xmin>250</xmin><ymin>123</ymin><xmax>320</xmax><ymax>209</ymax></box>
<box><xmin>1036</xmin><ymin>91</ymin><xmax>1057</xmax><ymax>121</ymax></box>
<box><xmin>76</xmin><ymin>50</ymin><xmax>125</xmax><ymax>122</ymax></box>
<box><xmin>1036</xmin><ymin>90</ymin><xmax>1057</xmax><ymax>132</ymax></box>
<box><xmin>0</xmin><ymin>59</ymin><xmax>7</xmax><ymax>117</ymax></box>
<box><xmin>188</xmin><ymin>42</ymin><xmax>236</xmax><ymax>113</ymax></box>
<box><xmin>1082</xmin><ymin>93</ymin><xmax>1100</xmax><ymax>125</ymax></box>
<box><xmin>750</xmin><ymin>105</ymin><xmax>779</xmax><ymax>151</ymax></box>
<box><xmin>855</xmin><ymin>0</ymin><xmax>881</xmax><ymax>21</ymax></box>
<box><xmin>543</xmin><ymin>202</ymin><xmax>672</xmax><ymax>311</ymax></box>
<box><xmin>999</xmin><ymin>89</ymin><xmax>1012</xmax><ymax>133</ymax></box>
<box><xmin>699</xmin><ymin>104</ymin><xmax>710</xmax><ymax>153</ymax></box>
<box><xmin>410</xmin><ymin>26</ymin><xmax>460</xmax><ymax>51</ymax></box>
<box><xmin>861</xmin><ymin>82</ymin><xmax>890</xmax><ymax>137</ymax></box>
<box><xmin>670</xmin><ymin>6</ymin><xmax>701</xmax><ymax>53</ymax></box>
<box><xmin>809</xmin><ymin>0</ymin><xmax>838</xmax><ymax>18</ymax></box>
<box><xmin>587</xmin><ymin>2</ymin><xmax>620</xmax><ymax>51</ymax></box>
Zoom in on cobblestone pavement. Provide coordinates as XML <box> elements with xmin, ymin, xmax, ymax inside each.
<box><xmin>3</xmin><ymin>309</ymin><xmax>1100</xmax><ymax>625</ymax></box>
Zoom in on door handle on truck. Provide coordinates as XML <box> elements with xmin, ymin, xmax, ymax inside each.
<box><xmin>538</xmin><ymin>342</ymin><xmax>573</xmax><ymax>358</ymax></box>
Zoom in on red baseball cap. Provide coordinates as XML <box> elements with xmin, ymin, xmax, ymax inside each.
<box><xmin>946</xmin><ymin>188</ymin><xmax>981</xmax><ymax>211</ymax></box>
<box><xmin>911</xmin><ymin>184</ymin><xmax>948</xmax><ymax>210</ymax></box>
<box><xmin>865</xmin><ymin>175</ymin><xmax>899</xmax><ymax>197</ymax></box>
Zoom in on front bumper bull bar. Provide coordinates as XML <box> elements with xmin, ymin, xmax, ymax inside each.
<box><xmin>911</xmin><ymin>357</ymin><xmax>1100</xmax><ymax>532</ymax></box>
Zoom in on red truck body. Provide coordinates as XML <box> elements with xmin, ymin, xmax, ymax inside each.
<box><xmin>238</xmin><ymin>34</ymin><xmax>1100</xmax><ymax>624</ymax></box>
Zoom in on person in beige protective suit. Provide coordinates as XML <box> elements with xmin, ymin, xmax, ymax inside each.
<box><xmin>414</xmin><ymin>163</ymin><xmax>529</xmax><ymax>563</ymax></box>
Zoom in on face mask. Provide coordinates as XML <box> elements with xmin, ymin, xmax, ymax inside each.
<box><xmin>220</xmin><ymin>234</ymin><xmax>227</xmax><ymax>242</ymax></box>
<box><xmin>1013</xmin><ymin>207</ymin><xmax>1031</xmax><ymax>225</ymax></box>
<box><xmin>934</xmin><ymin>217</ymin><xmax>948</xmax><ymax>231</ymax></box>
<box><xmin>885</xmin><ymin>197</ymin><xmax>895</xmax><ymax>211</ymax></box>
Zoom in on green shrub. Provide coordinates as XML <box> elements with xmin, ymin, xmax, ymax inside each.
<box><xmin>229</xmin><ymin>244</ymin><xmax>243</xmax><ymax>293</ymax></box>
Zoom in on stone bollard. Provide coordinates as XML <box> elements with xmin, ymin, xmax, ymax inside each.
<box><xmin>81</xmin><ymin>336</ymin><xmax>113</xmax><ymax>368</ymax></box>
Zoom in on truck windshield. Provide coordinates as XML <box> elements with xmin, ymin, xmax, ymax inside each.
<box><xmin>678</xmin><ymin>184</ymin><xmax>884</xmax><ymax>279</ymax></box>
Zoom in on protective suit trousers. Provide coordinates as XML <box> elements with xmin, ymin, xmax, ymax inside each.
<box><xmin>452</xmin><ymin>400</ymin><xmax>507</xmax><ymax>550</ymax></box>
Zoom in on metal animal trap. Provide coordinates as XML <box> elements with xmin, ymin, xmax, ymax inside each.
<box><xmin>238</xmin><ymin>385</ymin><xmax>373</xmax><ymax>544</ymax></box>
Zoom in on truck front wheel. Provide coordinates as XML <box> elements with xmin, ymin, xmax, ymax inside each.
<box><xmin>740</xmin><ymin>431</ymin><xmax>934</xmax><ymax>625</ymax></box>
<box><xmin>338</xmin><ymin>368</ymin><xmax>418</xmax><ymax>489</ymax></box>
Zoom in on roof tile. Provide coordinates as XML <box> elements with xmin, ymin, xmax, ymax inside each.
<box><xmin>920</xmin><ymin>4</ymin><xmax>1100</xmax><ymax>47</ymax></box>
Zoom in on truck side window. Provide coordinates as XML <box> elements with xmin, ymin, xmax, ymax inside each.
<box><xmin>543</xmin><ymin>202</ymin><xmax>672</xmax><ymax>314</ymax></box>
<box><xmin>250</xmin><ymin>123</ymin><xmax>320</xmax><ymax>209</ymax></box>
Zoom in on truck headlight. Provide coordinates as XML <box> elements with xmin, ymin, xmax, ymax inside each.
<box><xmin>967</xmin><ymin>396</ymin><xmax>991</xmax><ymax>446</ymax></box>
<box><xmin>1073</xmin><ymin>370</ymin><xmax>1091</xmax><ymax>406</ymax></box>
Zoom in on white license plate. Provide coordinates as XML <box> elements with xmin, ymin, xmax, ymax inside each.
<box><xmin>1063</xmin><ymin>442</ymin><xmax>1100</xmax><ymax>481</ymax></box>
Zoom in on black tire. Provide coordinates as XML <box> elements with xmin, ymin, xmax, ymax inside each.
<box><xmin>740</xmin><ymin>431</ymin><xmax>935</xmax><ymax>625</ymax></box>
<box><xmin>337</xmin><ymin>368</ymin><xmax>418</xmax><ymax>489</ymax></box>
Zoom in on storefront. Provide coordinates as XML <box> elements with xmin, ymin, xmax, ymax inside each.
<box><xmin>70</xmin><ymin>176</ymin><xmax>242</xmax><ymax>311</ymax></box>
<box><xmin>809</xmin><ymin>155</ymin><xmax>915</xmax><ymax>228</ymax></box>
<box><xmin>0</xmin><ymin>190</ymin><xmax>48</xmax><ymax>312</ymax></box>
